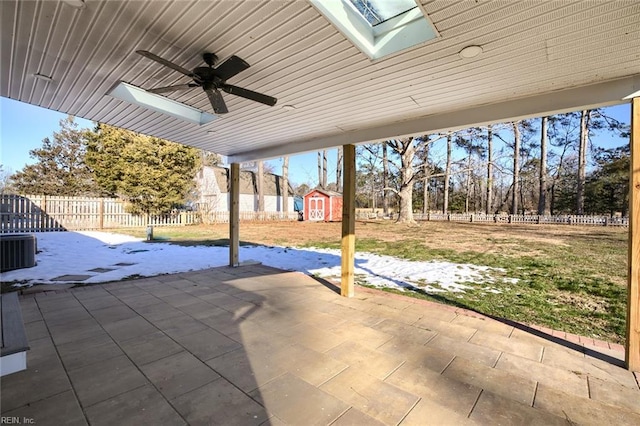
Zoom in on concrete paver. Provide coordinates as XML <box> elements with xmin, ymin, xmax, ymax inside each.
<box><xmin>139</xmin><ymin>351</ymin><xmax>220</xmax><ymax>400</ymax></box>
<box><xmin>385</xmin><ymin>363</ymin><xmax>481</xmax><ymax>415</ymax></box>
<box><xmin>320</xmin><ymin>368</ymin><xmax>419</xmax><ymax>425</ymax></box>
<box><xmin>3</xmin><ymin>264</ymin><xmax>639</xmax><ymax>425</ymax></box>
<box><xmin>442</xmin><ymin>356</ymin><xmax>537</xmax><ymax>406</ymax></box>
<box><xmin>119</xmin><ymin>330</ymin><xmax>184</xmax><ymax>366</ymax></box>
<box><xmin>84</xmin><ymin>384</ymin><xmax>186</xmax><ymax>426</ymax></box>
<box><xmin>171</xmin><ymin>378</ymin><xmax>269</xmax><ymax>426</ymax></box>
<box><xmin>67</xmin><ymin>354</ymin><xmax>148</xmax><ymax>407</ymax></box>
<box><xmin>250</xmin><ymin>373</ymin><xmax>348</xmax><ymax>425</ymax></box>
<box><xmin>471</xmin><ymin>390</ymin><xmax>567</xmax><ymax>425</ymax></box>
<box><xmin>325</xmin><ymin>341</ymin><xmax>403</xmax><ymax>380</ymax></box>
<box><xmin>534</xmin><ymin>383</ymin><xmax>640</xmax><ymax>424</ymax></box>
<box><xmin>2</xmin><ymin>390</ymin><xmax>87</xmax><ymax>426</ymax></box>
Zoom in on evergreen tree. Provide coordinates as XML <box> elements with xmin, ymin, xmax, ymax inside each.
<box><xmin>11</xmin><ymin>116</ymin><xmax>99</xmax><ymax>196</ymax></box>
<box><xmin>85</xmin><ymin>124</ymin><xmax>199</xmax><ymax>216</ymax></box>
<box><xmin>584</xmin><ymin>145</ymin><xmax>629</xmax><ymax>216</ymax></box>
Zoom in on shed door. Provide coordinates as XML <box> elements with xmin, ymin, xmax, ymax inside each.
<box><xmin>308</xmin><ymin>197</ymin><xmax>324</xmax><ymax>221</ymax></box>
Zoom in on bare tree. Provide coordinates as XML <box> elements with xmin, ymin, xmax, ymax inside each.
<box><xmin>486</xmin><ymin>125</ymin><xmax>493</xmax><ymax>214</ymax></box>
<box><xmin>322</xmin><ymin>150</ymin><xmax>328</xmax><ymax>189</ymax></box>
<box><xmin>257</xmin><ymin>160</ymin><xmax>264</xmax><ymax>213</ymax></box>
<box><xmin>317</xmin><ymin>152</ymin><xmax>322</xmax><ymax>189</ymax></box>
<box><xmin>576</xmin><ymin>110</ymin><xmax>589</xmax><ymax>214</ymax></box>
<box><xmin>443</xmin><ymin>134</ymin><xmax>452</xmax><ymax>213</ymax></box>
<box><xmin>538</xmin><ymin>116</ymin><xmax>550</xmax><ymax>215</ymax></box>
<box><xmin>336</xmin><ymin>147</ymin><xmax>343</xmax><ymax>192</ymax></box>
<box><xmin>388</xmin><ymin>137</ymin><xmax>422</xmax><ymax>223</ymax></box>
<box><xmin>382</xmin><ymin>142</ymin><xmax>389</xmax><ymax>215</ymax></box>
<box><xmin>282</xmin><ymin>156</ymin><xmax>289</xmax><ymax>213</ymax></box>
<box><xmin>512</xmin><ymin>121</ymin><xmax>521</xmax><ymax>214</ymax></box>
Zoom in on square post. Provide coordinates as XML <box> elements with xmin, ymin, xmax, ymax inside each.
<box><xmin>341</xmin><ymin>144</ymin><xmax>356</xmax><ymax>297</ymax></box>
<box><xmin>627</xmin><ymin>97</ymin><xmax>640</xmax><ymax>371</ymax></box>
<box><xmin>229</xmin><ymin>163</ymin><xmax>240</xmax><ymax>267</ymax></box>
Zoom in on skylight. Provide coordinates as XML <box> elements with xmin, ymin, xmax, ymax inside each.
<box><xmin>347</xmin><ymin>0</ymin><xmax>418</xmax><ymax>26</ymax></box>
<box><xmin>310</xmin><ymin>0</ymin><xmax>439</xmax><ymax>60</ymax></box>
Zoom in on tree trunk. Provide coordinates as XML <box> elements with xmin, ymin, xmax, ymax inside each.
<box><xmin>394</xmin><ymin>138</ymin><xmax>416</xmax><ymax>223</ymax></box>
<box><xmin>577</xmin><ymin>110</ymin><xmax>588</xmax><ymax>214</ymax></box>
<box><xmin>422</xmin><ymin>143</ymin><xmax>430</xmax><ymax>214</ymax></box>
<box><xmin>465</xmin><ymin>154</ymin><xmax>472</xmax><ymax>213</ymax></box>
<box><xmin>322</xmin><ymin>150</ymin><xmax>328</xmax><ymax>189</ymax></box>
<box><xmin>336</xmin><ymin>147</ymin><xmax>343</xmax><ymax>193</ymax></box>
<box><xmin>486</xmin><ymin>125</ymin><xmax>493</xmax><ymax>214</ymax></box>
<box><xmin>257</xmin><ymin>161</ymin><xmax>264</xmax><ymax>213</ymax></box>
<box><xmin>512</xmin><ymin>122</ymin><xmax>520</xmax><ymax>215</ymax></box>
<box><xmin>282</xmin><ymin>156</ymin><xmax>289</xmax><ymax>214</ymax></box>
<box><xmin>538</xmin><ymin>116</ymin><xmax>549</xmax><ymax>215</ymax></box>
<box><xmin>443</xmin><ymin>134</ymin><xmax>452</xmax><ymax>213</ymax></box>
<box><xmin>382</xmin><ymin>142</ymin><xmax>389</xmax><ymax>215</ymax></box>
<box><xmin>317</xmin><ymin>151</ymin><xmax>322</xmax><ymax>189</ymax></box>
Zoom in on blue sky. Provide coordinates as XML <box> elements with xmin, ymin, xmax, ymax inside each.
<box><xmin>0</xmin><ymin>97</ymin><xmax>630</xmax><ymax>187</ymax></box>
<box><xmin>0</xmin><ymin>97</ymin><xmax>325</xmax><ymax>186</ymax></box>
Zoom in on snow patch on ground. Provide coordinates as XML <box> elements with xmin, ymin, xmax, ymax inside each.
<box><xmin>1</xmin><ymin>231</ymin><xmax>515</xmax><ymax>294</ymax></box>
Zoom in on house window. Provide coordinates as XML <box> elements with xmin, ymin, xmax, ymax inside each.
<box><xmin>310</xmin><ymin>0</ymin><xmax>439</xmax><ymax>60</ymax></box>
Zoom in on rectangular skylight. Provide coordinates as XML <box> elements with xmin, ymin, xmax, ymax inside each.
<box><xmin>347</xmin><ymin>0</ymin><xmax>418</xmax><ymax>26</ymax></box>
<box><xmin>310</xmin><ymin>0</ymin><xmax>439</xmax><ymax>60</ymax></box>
<box><xmin>106</xmin><ymin>81</ymin><xmax>216</xmax><ymax>125</ymax></box>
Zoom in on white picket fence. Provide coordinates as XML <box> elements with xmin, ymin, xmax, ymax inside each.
<box><xmin>0</xmin><ymin>194</ymin><xmax>298</xmax><ymax>233</ymax></box>
<box><xmin>412</xmin><ymin>212</ymin><xmax>628</xmax><ymax>226</ymax></box>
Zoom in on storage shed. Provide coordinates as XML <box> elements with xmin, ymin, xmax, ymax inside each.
<box><xmin>304</xmin><ymin>189</ymin><xmax>342</xmax><ymax>222</ymax></box>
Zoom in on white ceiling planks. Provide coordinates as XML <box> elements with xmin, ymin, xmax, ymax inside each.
<box><xmin>1</xmin><ymin>0</ymin><xmax>639</xmax><ymax>162</ymax></box>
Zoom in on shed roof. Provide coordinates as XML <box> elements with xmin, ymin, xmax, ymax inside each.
<box><xmin>305</xmin><ymin>189</ymin><xmax>343</xmax><ymax>198</ymax></box>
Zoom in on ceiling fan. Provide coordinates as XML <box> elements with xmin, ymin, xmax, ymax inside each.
<box><xmin>136</xmin><ymin>50</ymin><xmax>277</xmax><ymax>114</ymax></box>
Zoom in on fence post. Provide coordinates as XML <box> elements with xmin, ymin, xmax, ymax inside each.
<box><xmin>99</xmin><ymin>198</ymin><xmax>105</xmax><ymax>229</ymax></box>
<box><xmin>40</xmin><ymin>195</ymin><xmax>47</xmax><ymax>230</ymax></box>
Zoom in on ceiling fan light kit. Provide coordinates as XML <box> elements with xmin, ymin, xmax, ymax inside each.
<box><xmin>136</xmin><ymin>50</ymin><xmax>277</xmax><ymax>114</ymax></box>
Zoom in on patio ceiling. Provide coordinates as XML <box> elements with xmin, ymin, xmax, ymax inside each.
<box><xmin>1</xmin><ymin>0</ymin><xmax>639</xmax><ymax>162</ymax></box>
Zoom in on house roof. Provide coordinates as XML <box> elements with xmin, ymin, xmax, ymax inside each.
<box><xmin>199</xmin><ymin>166</ymin><xmax>293</xmax><ymax>196</ymax></box>
<box><xmin>2</xmin><ymin>1</ymin><xmax>639</xmax><ymax>163</ymax></box>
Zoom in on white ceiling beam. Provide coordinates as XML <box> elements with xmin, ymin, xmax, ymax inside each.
<box><xmin>228</xmin><ymin>74</ymin><xmax>640</xmax><ymax>163</ymax></box>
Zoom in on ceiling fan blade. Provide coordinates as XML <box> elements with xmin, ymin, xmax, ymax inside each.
<box><xmin>147</xmin><ymin>83</ymin><xmax>197</xmax><ymax>94</ymax></box>
<box><xmin>136</xmin><ymin>50</ymin><xmax>198</xmax><ymax>80</ymax></box>
<box><xmin>214</xmin><ymin>55</ymin><xmax>250</xmax><ymax>81</ymax></box>
<box><xmin>221</xmin><ymin>84</ymin><xmax>277</xmax><ymax>106</ymax></box>
<box><xmin>205</xmin><ymin>88</ymin><xmax>228</xmax><ymax>114</ymax></box>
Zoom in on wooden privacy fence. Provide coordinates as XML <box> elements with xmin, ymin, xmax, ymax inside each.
<box><xmin>0</xmin><ymin>195</ymin><xmax>297</xmax><ymax>233</ymax></box>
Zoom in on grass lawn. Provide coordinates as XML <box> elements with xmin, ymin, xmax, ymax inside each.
<box><xmin>113</xmin><ymin>220</ymin><xmax>629</xmax><ymax>344</ymax></box>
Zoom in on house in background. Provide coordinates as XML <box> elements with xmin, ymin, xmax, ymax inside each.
<box><xmin>304</xmin><ymin>189</ymin><xmax>343</xmax><ymax>222</ymax></box>
<box><xmin>195</xmin><ymin>166</ymin><xmax>295</xmax><ymax>213</ymax></box>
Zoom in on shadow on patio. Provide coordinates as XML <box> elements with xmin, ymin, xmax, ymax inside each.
<box><xmin>1</xmin><ymin>264</ymin><xmax>639</xmax><ymax>425</ymax></box>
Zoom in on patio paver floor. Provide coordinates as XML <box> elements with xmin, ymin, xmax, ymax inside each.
<box><xmin>2</xmin><ymin>264</ymin><xmax>640</xmax><ymax>425</ymax></box>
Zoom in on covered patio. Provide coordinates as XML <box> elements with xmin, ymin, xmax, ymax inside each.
<box><xmin>2</xmin><ymin>1</ymin><xmax>640</xmax><ymax>422</ymax></box>
<box><xmin>2</xmin><ymin>265</ymin><xmax>639</xmax><ymax>425</ymax></box>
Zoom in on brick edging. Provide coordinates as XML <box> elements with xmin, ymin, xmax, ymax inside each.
<box><xmin>354</xmin><ymin>283</ymin><xmax>625</xmax><ymax>353</ymax></box>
